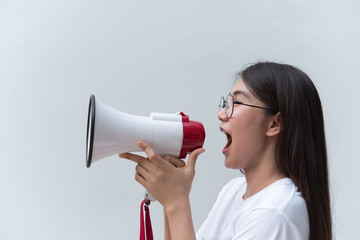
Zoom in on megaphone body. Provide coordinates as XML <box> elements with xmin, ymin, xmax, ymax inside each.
<box><xmin>86</xmin><ymin>94</ymin><xmax>206</xmax><ymax>168</ymax></box>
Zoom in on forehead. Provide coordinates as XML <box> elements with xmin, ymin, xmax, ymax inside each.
<box><xmin>231</xmin><ymin>79</ymin><xmax>252</xmax><ymax>100</ymax></box>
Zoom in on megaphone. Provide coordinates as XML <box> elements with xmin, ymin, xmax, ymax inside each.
<box><xmin>86</xmin><ymin>95</ymin><xmax>206</xmax><ymax>168</ymax></box>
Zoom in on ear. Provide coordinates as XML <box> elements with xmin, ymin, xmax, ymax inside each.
<box><xmin>266</xmin><ymin>112</ymin><xmax>282</xmax><ymax>137</ymax></box>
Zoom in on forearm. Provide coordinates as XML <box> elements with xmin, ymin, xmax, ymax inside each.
<box><xmin>164</xmin><ymin>199</ymin><xmax>196</xmax><ymax>240</ymax></box>
<box><xmin>164</xmin><ymin>208</ymin><xmax>171</xmax><ymax>240</ymax></box>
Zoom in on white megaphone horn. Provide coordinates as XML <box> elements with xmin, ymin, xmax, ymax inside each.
<box><xmin>86</xmin><ymin>95</ymin><xmax>206</xmax><ymax>167</ymax></box>
<box><xmin>86</xmin><ymin>95</ymin><xmax>206</xmax><ymax>200</ymax></box>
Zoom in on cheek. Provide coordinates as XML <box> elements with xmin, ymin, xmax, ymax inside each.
<box><xmin>232</xmin><ymin>111</ymin><xmax>264</xmax><ymax>143</ymax></box>
<box><xmin>226</xmin><ymin>113</ymin><xmax>267</xmax><ymax>168</ymax></box>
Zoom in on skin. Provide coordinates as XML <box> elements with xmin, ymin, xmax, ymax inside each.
<box><xmin>119</xmin><ymin>143</ymin><xmax>204</xmax><ymax>240</ymax></box>
<box><xmin>119</xmin><ymin>78</ymin><xmax>285</xmax><ymax>239</ymax></box>
<box><xmin>219</xmin><ymin>79</ymin><xmax>285</xmax><ymax>199</ymax></box>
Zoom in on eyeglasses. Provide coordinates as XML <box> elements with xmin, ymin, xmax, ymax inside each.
<box><xmin>219</xmin><ymin>94</ymin><xmax>278</xmax><ymax>119</ymax></box>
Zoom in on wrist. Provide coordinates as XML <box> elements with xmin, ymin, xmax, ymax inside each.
<box><xmin>164</xmin><ymin>197</ymin><xmax>191</xmax><ymax>217</ymax></box>
<box><xmin>163</xmin><ymin>198</ymin><xmax>196</xmax><ymax>240</ymax></box>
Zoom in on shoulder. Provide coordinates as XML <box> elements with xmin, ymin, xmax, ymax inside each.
<box><xmin>233</xmin><ymin>208</ymin><xmax>302</xmax><ymax>240</ymax></box>
<box><xmin>240</xmin><ymin>178</ymin><xmax>309</xmax><ymax>239</ymax></box>
<box><xmin>251</xmin><ymin>178</ymin><xmax>304</xmax><ymax>208</ymax></box>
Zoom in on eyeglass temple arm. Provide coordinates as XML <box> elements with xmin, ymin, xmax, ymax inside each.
<box><xmin>234</xmin><ymin>101</ymin><xmax>278</xmax><ymax>113</ymax></box>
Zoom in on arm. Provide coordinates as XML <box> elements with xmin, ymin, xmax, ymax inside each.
<box><xmin>162</xmin><ymin>153</ymin><xmax>187</xmax><ymax>240</ymax></box>
<box><xmin>164</xmin><ymin>208</ymin><xmax>171</xmax><ymax>240</ymax></box>
<box><xmin>164</xmin><ymin>198</ymin><xmax>196</xmax><ymax>240</ymax></box>
<box><xmin>162</xmin><ymin>175</ymin><xmax>195</xmax><ymax>240</ymax></box>
<box><xmin>119</xmin><ymin>141</ymin><xmax>204</xmax><ymax>240</ymax></box>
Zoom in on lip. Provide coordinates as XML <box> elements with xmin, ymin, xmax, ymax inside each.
<box><xmin>220</xmin><ymin>127</ymin><xmax>232</xmax><ymax>154</ymax></box>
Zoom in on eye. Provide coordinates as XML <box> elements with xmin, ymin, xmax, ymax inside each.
<box><xmin>225</xmin><ymin>103</ymin><xmax>230</xmax><ymax>110</ymax></box>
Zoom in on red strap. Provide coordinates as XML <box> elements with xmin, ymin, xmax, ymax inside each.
<box><xmin>140</xmin><ymin>199</ymin><xmax>153</xmax><ymax>240</ymax></box>
<box><xmin>144</xmin><ymin>202</ymin><xmax>153</xmax><ymax>239</ymax></box>
<box><xmin>140</xmin><ymin>200</ymin><xmax>145</xmax><ymax>240</ymax></box>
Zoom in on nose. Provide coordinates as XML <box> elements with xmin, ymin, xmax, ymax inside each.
<box><xmin>218</xmin><ymin>108</ymin><xmax>227</xmax><ymax>121</ymax></box>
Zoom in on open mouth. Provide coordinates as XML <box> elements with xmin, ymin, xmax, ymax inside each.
<box><xmin>221</xmin><ymin>129</ymin><xmax>232</xmax><ymax>153</ymax></box>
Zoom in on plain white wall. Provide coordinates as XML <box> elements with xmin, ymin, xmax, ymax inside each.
<box><xmin>1</xmin><ymin>0</ymin><xmax>359</xmax><ymax>239</ymax></box>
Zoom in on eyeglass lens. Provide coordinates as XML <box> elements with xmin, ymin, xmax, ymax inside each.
<box><xmin>219</xmin><ymin>95</ymin><xmax>234</xmax><ymax>118</ymax></box>
<box><xmin>219</xmin><ymin>96</ymin><xmax>225</xmax><ymax>113</ymax></box>
<box><xmin>225</xmin><ymin>95</ymin><xmax>233</xmax><ymax>118</ymax></box>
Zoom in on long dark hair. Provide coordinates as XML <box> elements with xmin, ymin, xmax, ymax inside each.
<box><xmin>239</xmin><ymin>62</ymin><xmax>332</xmax><ymax>240</ymax></box>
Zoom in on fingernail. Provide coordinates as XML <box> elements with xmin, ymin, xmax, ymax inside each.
<box><xmin>137</xmin><ymin>141</ymin><xmax>147</xmax><ymax>148</ymax></box>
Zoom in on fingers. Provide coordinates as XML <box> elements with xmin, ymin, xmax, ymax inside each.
<box><xmin>163</xmin><ymin>155</ymin><xmax>186</xmax><ymax>168</ymax></box>
<box><xmin>118</xmin><ymin>141</ymin><xmax>159</xmax><ymax>163</ymax></box>
<box><xmin>120</xmin><ymin>142</ymin><xmax>204</xmax><ymax>171</ymax></box>
<box><xmin>135</xmin><ymin>163</ymin><xmax>151</xmax><ymax>180</ymax></box>
<box><xmin>119</xmin><ymin>142</ymin><xmax>173</xmax><ymax>172</ymax></box>
<box><xmin>135</xmin><ymin>171</ymin><xmax>146</xmax><ymax>188</ymax></box>
<box><xmin>137</xmin><ymin>141</ymin><xmax>159</xmax><ymax>161</ymax></box>
<box><xmin>187</xmin><ymin>148</ymin><xmax>205</xmax><ymax>172</ymax></box>
<box><xmin>118</xmin><ymin>153</ymin><xmax>152</xmax><ymax>188</ymax></box>
<box><xmin>119</xmin><ymin>152</ymin><xmax>158</xmax><ymax>173</ymax></box>
<box><xmin>118</xmin><ymin>152</ymin><xmax>144</xmax><ymax>164</ymax></box>
<box><xmin>137</xmin><ymin>141</ymin><xmax>171</xmax><ymax>169</ymax></box>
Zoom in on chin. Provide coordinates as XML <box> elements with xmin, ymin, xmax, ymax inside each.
<box><xmin>224</xmin><ymin>157</ymin><xmax>240</xmax><ymax>169</ymax></box>
<box><xmin>224</xmin><ymin>153</ymin><xmax>248</xmax><ymax>170</ymax></box>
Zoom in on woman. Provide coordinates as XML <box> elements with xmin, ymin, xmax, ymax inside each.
<box><xmin>119</xmin><ymin>62</ymin><xmax>332</xmax><ymax>240</ymax></box>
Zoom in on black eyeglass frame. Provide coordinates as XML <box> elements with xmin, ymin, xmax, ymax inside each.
<box><xmin>219</xmin><ymin>94</ymin><xmax>278</xmax><ymax>118</ymax></box>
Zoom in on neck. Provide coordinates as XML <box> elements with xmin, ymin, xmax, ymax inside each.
<box><xmin>242</xmin><ymin>138</ymin><xmax>286</xmax><ymax>200</ymax></box>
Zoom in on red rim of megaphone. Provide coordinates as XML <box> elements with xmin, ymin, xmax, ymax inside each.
<box><xmin>86</xmin><ymin>95</ymin><xmax>96</xmax><ymax>168</ymax></box>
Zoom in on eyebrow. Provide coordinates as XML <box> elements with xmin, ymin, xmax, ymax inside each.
<box><xmin>231</xmin><ymin>90</ymin><xmax>250</xmax><ymax>100</ymax></box>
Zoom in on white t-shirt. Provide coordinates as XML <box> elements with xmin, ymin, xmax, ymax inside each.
<box><xmin>196</xmin><ymin>177</ymin><xmax>309</xmax><ymax>240</ymax></box>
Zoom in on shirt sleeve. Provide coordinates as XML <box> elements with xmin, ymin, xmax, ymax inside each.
<box><xmin>232</xmin><ymin>208</ymin><xmax>299</xmax><ymax>240</ymax></box>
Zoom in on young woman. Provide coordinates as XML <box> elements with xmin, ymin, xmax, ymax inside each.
<box><xmin>119</xmin><ymin>62</ymin><xmax>332</xmax><ymax>240</ymax></box>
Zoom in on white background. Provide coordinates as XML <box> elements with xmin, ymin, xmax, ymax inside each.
<box><xmin>1</xmin><ymin>0</ymin><xmax>359</xmax><ymax>239</ymax></box>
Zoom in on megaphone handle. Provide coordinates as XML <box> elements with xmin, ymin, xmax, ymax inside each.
<box><xmin>144</xmin><ymin>189</ymin><xmax>156</xmax><ymax>202</ymax></box>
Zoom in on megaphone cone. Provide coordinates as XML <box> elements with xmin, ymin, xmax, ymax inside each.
<box><xmin>86</xmin><ymin>95</ymin><xmax>205</xmax><ymax>168</ymax></box>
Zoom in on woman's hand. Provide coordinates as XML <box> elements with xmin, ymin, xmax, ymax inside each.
<box><xmin>118</xmin><ymin>141</ymin><xmax>205</xmax><ymax>210</ymax></box>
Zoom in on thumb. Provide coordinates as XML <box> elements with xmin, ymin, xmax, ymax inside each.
<box><xmin>187</xmin><ymin>148</ymin><xmax>205</xmax><ymax>171</ymax></box>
